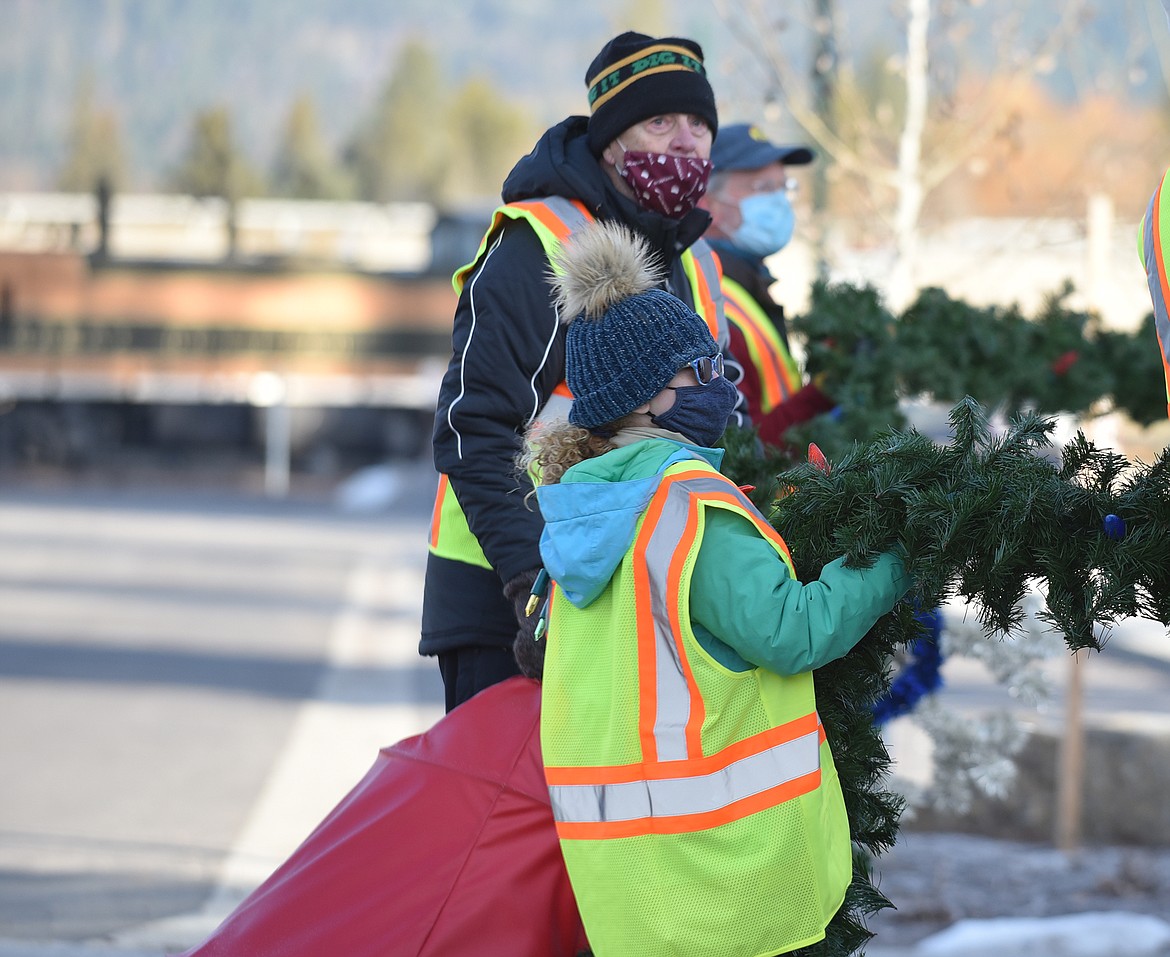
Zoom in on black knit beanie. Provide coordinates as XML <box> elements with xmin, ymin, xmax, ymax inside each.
<box><xmin>584</xmin><ymin>31</ymin><xmax>719</xmax><ymax>158</ymax></box>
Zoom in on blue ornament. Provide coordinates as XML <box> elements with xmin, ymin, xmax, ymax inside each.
<box><xmin>1103</xmin><ymin>514</ymin><xmax>1126</xmax><ymax>541</ymax></box>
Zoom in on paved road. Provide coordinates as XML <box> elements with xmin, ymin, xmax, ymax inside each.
<box><xmin>0</xmin><ymin>464</ymin><xmax>445</xmax><ymax>954</ymax></box>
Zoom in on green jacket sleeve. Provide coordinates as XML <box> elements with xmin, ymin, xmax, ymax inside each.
<box><xmin>689</xmin><ymin>507</ymin><xmax>911</xmax><ymax>676</ymax></box>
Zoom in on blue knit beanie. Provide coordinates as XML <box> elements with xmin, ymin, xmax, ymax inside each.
<box><xmin>551</xmin><ymin>222</ymin><xmax>718</xmax><ymax>430</ymax></box>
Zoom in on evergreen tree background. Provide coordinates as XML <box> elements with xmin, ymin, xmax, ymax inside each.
<box><xmin>270</xmin><ymin>95</ymin><xmax>352</xmax><ymax>200</ymax></box>
<box><xmin>442</xmin><ymin>75</ymin><xmax>533</xmax><ymax>203</ymax></box>
<box><xmin>169</xmin><ymin>106</ymin><xmax>266</xmax><ymax>258</ymax></box>
<box><xmin>342</xmin><ymin>41</ymin><xmax>452</xmax><ymax>204</ymax></box>
<box><xmin>342</xmin><ymin>41</ymin><xmax>535</xmax><ymax>205</ymax></box>
<box><xmin>170</xmin><ymin>106</ymin><xmax>266</xmax><ymax>201</ymax></box>
<box><xmin>58</xmin><ymin>80</ymin><xmax>127</xmax><ymax>192</ymax></box>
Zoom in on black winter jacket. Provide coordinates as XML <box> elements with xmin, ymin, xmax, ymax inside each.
<box><xmin>420</xmin><ymin>116</ymin><xmax>738</xmax><ymax>655</ymax></box>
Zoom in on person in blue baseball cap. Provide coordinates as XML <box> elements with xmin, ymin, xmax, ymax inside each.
<box><xmin>700</xmin><ymin>123</ymin><xmax>836</xmax><ymax>449</ymax></box>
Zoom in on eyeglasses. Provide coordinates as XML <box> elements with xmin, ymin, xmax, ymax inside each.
<box><xmin>687</xmin><ymin>353</ymin><xmax>724</xmax><ymax>384</ymax></box>
<box><xmin>746</xmin><ymin>176</ymin><xmax>799</xmax><ymax>196</ymax></box>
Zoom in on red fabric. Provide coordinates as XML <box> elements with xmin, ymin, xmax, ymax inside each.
<box><xmin>756</xmin><ymin>381</ymin><xmax>836</xmax><ymax>449</ymax></box>
<box><xmin>178</xmin><ymin>677</ymin><xmax>587</xmax><ymax>957</ymax></box>
<box><xmin>728</xmin><ymin>322</ymin><xmax>836</xmax><ymax>450</ymax></box>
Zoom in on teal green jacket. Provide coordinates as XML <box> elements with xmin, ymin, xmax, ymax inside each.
<box><xmin>536</xmin><ymin>435</ymin><xmax>911</xmax><ymax>676</ymax></box>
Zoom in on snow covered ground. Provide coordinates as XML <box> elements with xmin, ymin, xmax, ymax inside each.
<box><xmin>865</xmin><ymin>831</ymin><xmax>1170</xmax><ymax>955</ymax></box>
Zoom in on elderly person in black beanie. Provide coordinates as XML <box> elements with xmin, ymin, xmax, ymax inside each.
<box><xmin>422</xmin><ymin>31</ymin><xmax>748</xmax><ymax>711</ymax></box>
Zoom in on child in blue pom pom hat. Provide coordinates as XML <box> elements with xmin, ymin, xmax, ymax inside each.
<box><xmin>519</xmin><ymin>219</ymin><xmax>912</xmax><ymax>957</ymax></box>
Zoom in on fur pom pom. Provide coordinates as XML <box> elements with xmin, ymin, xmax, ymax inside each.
<box><xmin>549</xmin><ymin>220</ymin><xmax>663</xmax><ymax>322</ymax></box>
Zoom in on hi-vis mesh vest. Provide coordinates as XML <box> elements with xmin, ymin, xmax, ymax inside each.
<box><xmin>541</xmin><ymin>459</ymin><xmax>851</xmax><ymax>957</ymax></box>
<box><xmin>429</xmin><ymin>198</ymin><xmax>727</xmax><ymax>569</ymax></box>
<box><xmin>721</xmin><ymin>275</ymin><xmax>802</xmax><ymax>415</ymax></box>
<box><xmin>1140</xmin><ymin>167</ymin><xmax>1170</xmax><ymax>419</ymax></box>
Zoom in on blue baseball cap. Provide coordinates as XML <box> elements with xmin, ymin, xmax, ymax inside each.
<box><xmin>710</xmin><ymin>123</ymin><xmax>814</xmax><ymax>171</ymax></box>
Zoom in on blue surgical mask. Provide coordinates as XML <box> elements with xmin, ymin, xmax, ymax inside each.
<box><xmin>731</xmin><ymin>190</ymin><xmax>795</xmax><ymax>258</ymax></box>
<box><xmin>650</xmin><ymin>375</ymin><xmax>738</xmax><ymax>447</ymax></box>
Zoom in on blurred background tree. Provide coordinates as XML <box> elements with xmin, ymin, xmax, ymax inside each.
<box><xmin>343</xmin><ymin>40</ymin><xmax>450</xmax><ymax>204</ymax></box>
<box><xmin>711</xmin><ymin>0</ymin><xmax>1170</xmax><ymax>309</ymax></box>
<box><xmin>58</xmin><ymin>79</ymin><xmax>127</xmax><ymax>192</ymax></box>
<box><xmin>170</xmin><ymin>106</ymin><xmax>265</xmax><ymax>258</ymax></box>
<box><xmin>441</xmin><ymin>75</ymin><xmax>534</xmax><ymax>203</ymax></box>
<box><xmin>270</xmin><ymin>94</ymin><xmax>353</xmax><ymax>200</ymax></box>
<box><xmin>170</xmin><ymin>106</ymin><xmax>265</xmax><ymax>200</ymax></box>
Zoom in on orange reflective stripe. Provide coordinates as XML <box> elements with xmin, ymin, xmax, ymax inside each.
<box><xmin>682</xmin><ymin>247</ymin><xmax>720</xmax><ymax>339</ymax></box>
<box><xmin>632</xmin><ymin>466</ymin><xmax>794</xmax><ymax>765</ymax></box>
<box><xmin>729</xmin><ymin>296</ymin><xmax>785</xmax><ymax>407</ymax></box>
<box><xmin>453</xmin><ymin>198</ymin><xmax>594</xmax><ymax>291</ymax></box>
<box><xmin>553</xmin><ymin>770</ymin><xmax>822</xmax><ymax>840</ymax></box>
<box><xmin>667</xmin><ymin>493</ymin><xmax>707</xmax><ymax>756</ymax></box>
<box><xmin>698</xmin><ymin>488</ymin><xmax>793</xmax><ymax>561</ymax></box>
<box><xmin>722</xmin><ymin>278</ymin><xmax>801</xmax><ymax>412</ymax></box>
<box><xmin>663</xmin><ymin>467</ymin><xmax>794</xmax><ymax>566</ymax></box>
<box><xmin>1151</xmin><ymin>178</ymin><xmax>1170</xmax><ymax>416</ymax></box>
<box><xmin>694</xmin><ymin>263</ymin><xmax>717</xmax><ymax>337</ymax></box>
<box><xmin>508</xmin><ymin>198</ymin><xmax>591</xmax><ymax>242</ymax></box>
<box><xmin>548</xmin><ymin>713</ymin><xmax>825</xmax><ymax>839</ymax></box>
<box><xmin>429</xmin><ymin>474</ymin><xmax>448</xmax><ymax>549</ymax></box>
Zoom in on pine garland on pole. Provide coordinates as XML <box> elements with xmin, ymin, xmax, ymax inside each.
<box><xmin>719</xmin><ymin>397</ymin><xmax>1170</xmax><ymax>957</ymax></box>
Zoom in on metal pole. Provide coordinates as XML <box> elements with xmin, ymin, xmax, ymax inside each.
<box><xmin>1055</xmin><ymin>649</ymin><xmax>1086</xmax><ymax>853</ymax></box>
<box><xmin>250</xmin><ymin>372</ymin><xmax>291</xmax><ymax>498</ymax></box>
<box><xmin>265</xmin><ymin>400</ymin><xmax>291</xmax><ymax>498</ymax></box>
<box><xmin>811</xmin><ymin>0</ymin><xmax>837</xmax><ymax>281</ymax></box>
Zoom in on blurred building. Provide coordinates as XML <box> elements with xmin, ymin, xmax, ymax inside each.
<box><xmin>0</xmin><ymin>193</ymin><xmax>476</xmax><ymax>470</ymax></box>
<box><xmin>0</xmin><ymin>193</ymin><xmax>437</xmax><ymax>271</ymax></box>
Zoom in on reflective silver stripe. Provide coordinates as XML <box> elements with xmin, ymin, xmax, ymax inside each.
<box><xmin>644</xmin><ymin>480</ymin><xmax>692</xmax><ymax>761</ymax></box>
<box><xmin>1142</xmin><ymin>188</ymin><xmax>1170</xmax><ymax>392</ymax></box>
<box><xmin>688</xmin><ymin>237</ymin><xmax>729</xmax><ymax>349</ymax></box>
<box><xmin>643</xmin><ymin>472</ymin><xmax>769</xmax><ymax>761</ymax></box>
<box><xmin>540</xmin><ymin>195</ymin><xmax>593</xmax><ymax>230</ymax></box>
<box><xmin>548</xmin><ymin>723</ymin><xmax>821</xmax><ymax>825</ymax></box>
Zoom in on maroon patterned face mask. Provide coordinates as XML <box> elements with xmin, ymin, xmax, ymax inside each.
<box><xmin>617</xmin><ymin>149</ymin><xmax>713</xmax><ymax>219</ymax></box>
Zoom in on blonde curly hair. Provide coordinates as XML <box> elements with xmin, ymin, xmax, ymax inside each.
<box><xmin>520</xmin><ymin>415</ymin><xmax>640</xmax><ymax>487</ymax></box>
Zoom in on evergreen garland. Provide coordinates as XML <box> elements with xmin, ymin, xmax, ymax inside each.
<box><xmin>719</xmin><ymin>397</ymin><xmax>1170</xmax><ymax>957</ymax></box>
<box><xmin>785</xmin><ymin>280</ymin><xmax>1168</xmax><ymax>463</ymax></box>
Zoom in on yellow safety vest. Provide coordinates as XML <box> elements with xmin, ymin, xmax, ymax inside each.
<box><xmin>722</xmin><ymin>275</ymin><xmax>802</xmax><ymax>415</ymax></box>
<box><xmin>430</xmin><ymin>199</ymin><xmax>727</xmax><ymax>569</ymax></box>
<box><xmin>1139</xmin><ymin>167</ymin><xmax>1170</xmax><ymax>419</ymax></box>
<box><xmin>541</xmin><ymin>459</ymin><xmax>851</xmax><ymax>957</ymax></box>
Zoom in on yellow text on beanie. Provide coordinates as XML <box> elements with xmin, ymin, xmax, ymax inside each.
<box><xmin>584</xmin><ymin>31</ymin><xmax>718</xmax><ymax>158</ymax></box>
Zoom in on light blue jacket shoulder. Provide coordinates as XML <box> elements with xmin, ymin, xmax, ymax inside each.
<box><xmin>535</xmin><ymin>438</ymin><xmax>722</xmax><ymax>608</ymax></box>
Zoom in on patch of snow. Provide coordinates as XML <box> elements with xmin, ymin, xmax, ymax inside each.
<box><xmin>916</xmin><ymin>911</ymin><xmax>1170</xmax><ymax>957</ymax></box>
<box><xmin>333</xmin><ymin>464</ymin><xmax>403</xmax><ymax>513</ymax></box>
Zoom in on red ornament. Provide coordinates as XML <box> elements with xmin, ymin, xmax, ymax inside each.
<box><xmin>808</xmin><ymin>442</ymin><xmax>831</xmax><ymax>475</ymax></box>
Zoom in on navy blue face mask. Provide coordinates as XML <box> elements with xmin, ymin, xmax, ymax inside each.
<box><xmin>650</xmin><ymin>375</ymin><xmax>738</xmax><ymax>447</ymax></box>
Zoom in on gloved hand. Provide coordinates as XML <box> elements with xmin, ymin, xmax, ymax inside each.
<box><xmin>504</xmin><ymin>568</ymin><xmax>545</xmax><ymax>679</ymax></box>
